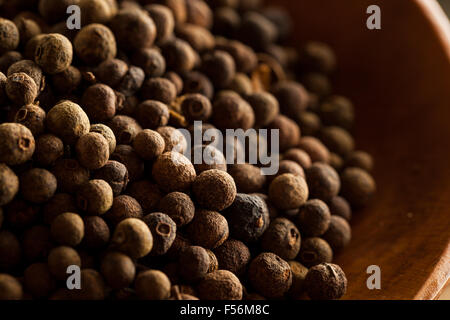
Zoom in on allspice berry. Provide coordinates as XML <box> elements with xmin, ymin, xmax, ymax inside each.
<box><xmin>46</xmin><ymin>101</ymin><xmax>90</xmax><ymax>145</ymax></box>
<box><xmin>267</xmin><ymin>114</ymin><xmax>301</xmax><ymax>152</ymax></box>
<box><xmin>20</xmin><ymin>168</ymin><xmax>57</xmax><ymax>204</ymax></box>
<box><xmin>269</xmin><ymin>173</ymin><xmax>309</xmax><ymax>211</ymax></box>
<box><xmin>0</xmin><ymin>164</ymin><xmax>19</xmax><ymax>206</ymax></box>
<box><xmin>214</xmin><ymin>239</ymin><xmax>251</xmax><ymax>276</ymax></box>
<box><xmin>162</xmin><ymin>38</ymin><xmax>197</xmax><ymax>73</ymax></box>
<box><xmin>135</xmin><ymin>100</ymin><xmax>170</xmax><ymax>129</ymax></box>
<box><xmin>82</xmin><ymin>84</ymin><xmax>117</xmax><ymax>122</ymax></box>
<box><xmin>261</xmin><ymin>217</ymin><xmax>301</xmax><ymax>260</ymax></box>
<box><xmin>82</xmin><ymin>216</ymin><xmax>110</xmax><ymax>249</ymax></box>
<box><xmin>6</xmin><ymin>72</ymin><xmax>38</xmax><ymax>106</ymax></box>
<box><xmin>320</xmin><ymin>126</ymin><xmax>355</xmax><ymax>157</ymax></box>
<box><xmin>191</xmin><ymin>144</ymin><xmax>227</xmax><ymax>174</ymax></box>
<box><xmin>327</xmin><ymin>196</ymin><xmax>352</xmax><ymax>221</ymax></box>
<box><xmin>247</xmin><ymin>91</ymin><xmax>279</xmax><ymax>128</ymax></box>
<box><xmin>181</xmin><ymin>93</ymin><xmax>212</xmax><ymax>122</ymax></box>
<box><xmin>192</xmin><ymin>169</ymin><xmax>236</xmax><ymax>211</ymax></box>
<box><xmin>47</xmin><ymin>246</ymin><xmax>81</xmax><ymax>280</ymax></box>
<box><xmin>93</xmin><ymin>160</ymin><xmax>129</xmax><ymax>196</ymax></box>
<box><xmin>298</xmin><ymin>237</ymin><xmax>333</xmax><ymax>267</ymax></box>
<box><xmin>186</xmin><ymin>210</ymin><xmax>229</xmax><ymax>249</ymax></box>
<box><xmin>132</xmin><ymin>48</ymin><xmax>166</xmax><ymax>78</ymax></box>
<box><xmin>296</xmin><ymin>199</ymin><xmax>331</xmax><ymax>237</ymax></box>
<box><xmin>75</xmin><ymin>132</ymin><xmax>110</xmax><ymax>170</ymax></box>
<box><xmin>158</xmin><ymin>192</ymin><xmax>195</xmax><ymax>227</ymax></box>
<box><xmin>212</xmin><ymin>94</ymin><xmax>255</xmax><ymax>130</ymax></box>
<box><xmin>34</xmin><ymin>34</ymin><xmax>73</xmax><ymax>74</ymax></box>
<box><xmin>248</xmin><ymin>252</ymin><xmax>292</xmax><ymax>298</ymax></box>
<box><xmin>323</xmin><ymin>215</ymin><xmax>352</xmax><ymax>251</ymax></box>
<box><xmin>0</xmin><ymin>231</ymin><xmax>21</xmax><ymax>270</ymax></box>
<box><xmin>306</xmin><ymin>163</ymin><xmax>340</xmax><ymax>201</ymax></box>
<box><xmin>0</xmin><ymin>123</ymin><xmax>35</xmax><ymax>166</ymax></box>
<box><xmin>34</xmin><ymin>134</ymin><xmax>64</xmax><ymax>167</ymax></box>
<box><xmin>298</xmin><ymin>137</ymin><xmax>330</xmax><ymax>163</ymax></box>
<box><xmin>110</xmin><ymin>218</ymin><xmax>153</xmax><ymax>259</ymax></box>
<box><xmin>50</xmin><ymin>212</ymin><xmax>84</xmax><ymax>246</ymax></box>
<box><xmin>90</xmin><ymin>124</ymin><xmax>117</xmax><ymax>154</ymax></box>
<box><xmin>145</xmin><ymin>4</ymin><xmax>175</xmax><ymax>44</ymax></box>
<box><xmin>345</xmin><ymin>151</ymin><xmax>374</xmax><ymax>172</ymax></box>
<box><xmin>228</xmin><ymin>164</ymin><xmax>266</xmax><ymax>194</ymax></box>
<box><xmin>23</xmin><ymin>263</ymin><xmax>55</xmax><ymax>299</ymax></box>
<box><xmin>288</xmin><ymin>261</ymin><xmax>308</xmax><ymax>299</ymax></box>
<box><xmin>152</xmin><ymin>152</ymin><xmax>197</xmax><ymax>193</ymax></box>
<box><xmin>43</xmin><ymin>193</ymin><xmax>77</xmax><ymax>225</ymax></box>
<box><xmin>51</xmin><ymin>159</ymin><xmax>90</xmax><ymax>194</ymax></box>
<box><xmin>0</xmin><ymin>18</ymin><xmax>20</xmax><ymax>54</ymax></box>
<box><xmin>319</xmin><ymin>95</ymin><xmax>354</xmax><ymax>130</ymax></box>
<box><xmin>127</xmin><ymin>180</ymin><xmax>162</xmax><ymax>212</ymax></box>
<box><xmin>76</xmin><ymin>180</ymin><xmax>113</xmax><ymax>215</ymax></box>
<box><xmin>202</xmin><ymin>50</ymin><xmax>236</xmax><ymax>88</ymax></box>
<box><xmin>100</xmin><ymin>251</ymin><xmax>136</xmax><ymax>290</ymax></box>
<box><xmin>0</xmin><ymin>274</ymin><xmax>22</xmax><ymax>300</ymax></box>
<box><xmin>74</xmin><ymin>269</ymin><xmax>106</xmax><ymax>300</ymax></box>
<box><xmin>178</xmin><ymin>245</ymin><xmax>210</xmax><ymax>282</ymax></box>
<box><xmin>197</xmin><ymin>270</ymin><xmax>242</xmax><ymax>300</ymax></box>
<box><xmin>135</xmin><ymin>270</ymin><xmax>171</xmax><ymax>300</ymax></box>
<box><xmin>157</xmin><ymin>126</ymin><xmax>188</xmax><ymax>153</ymax></box>
<box><xmin>141</xmin><ymin>77</ymin><xmax>177</xmax><ymax>104</ymax></box>
<box><xmin>272</xmin><ymin>81</ymin><xmax>309</xmax><ymax>119</ymax></box>
<box><xmin>74</xmin><ymin>24</ymin><xmax>117</xmax><ymax>65</ymax></box>
<box><xmin>108</xmin><ymin>115</ymin><xmax>142</xmax><ymax>145</ymax></box>
<box><xmin>143</xmin><ymin>212</ymin><xmax>177</xmax><ymax>256</ymax></box>
<box><xmin>340</xmin><ymin>167</ymin><xmax>376</xmax><ymax>208</ymax></box>
<box><xmin>133</xmin><ymin>129</ymin><xmax>165</xmax><ymax>160</ymax></box>
<box><xmin>304</xmin><ymin>263</ymin><xmax>347</xmax><ymax>300</ymax></box>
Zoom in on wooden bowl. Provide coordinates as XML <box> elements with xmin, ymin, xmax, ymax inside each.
<box><xmin>271</xmin><ymin>0</ymin><xmax>450</xmax><ymax>299</ymax></box>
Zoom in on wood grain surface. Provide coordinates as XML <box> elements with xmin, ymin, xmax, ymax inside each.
<box><xmin>270</xmin><ymin>0</ymin><xmax>450</xmax><ymax>299</ymax></box>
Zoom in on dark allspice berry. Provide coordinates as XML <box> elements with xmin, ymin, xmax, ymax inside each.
<box><xmin>145</xmin><ymin>4</ymin><xmax>175</xmax><ymax>45</ymax></box>
<box><xmin>75</xmin><ymin>132</ymin><xmax>110</xmax><ymax>170</ymax></box>
<box><xmin>323</xmin><ymin>215</ymin><xmax>352</xmax><ymax>251</ymax></box>
<box><xmin>143</xmin><ymin>212</ymin><xmax>177</xmax><ymax>256</ymax></box>
<box><xmin>24</xmin><ymin>263</ymin><xmax>55</xmax><ymax>299</ymax></box>
<box><xmin>34</xmin><ymin>33</ymin><xmax>73</xmax><ymax>74</ymax></box>
<box><xmin>345</xmin><ymin>150</ymin><xmax>374</xmax><ymax>172</ymax></box>
<box><xmin>214</xmin><ymin>239</ymin><xmax>251</xmax><ymax>276</ymax></box>
<box><xmin>247</xmin><ymin>91</ymin><xmax>279</xmax><ymax>128</ymax></box>
<box><xmin>306</xmin><ymin>163</ymin><xmax>341</xmax><ymax>201</ymax></box>
<box><xmin>76</xmin><ymin>179</ymin><xmax>114</xmax><ymax>216</ymax></box>
<box><xmin>104</xmin><ymin>195</ymin><xmax>143</xmax><ymax>226</ymax></box>
<box><xmin>101</xmin><ymin>251</ymin><xmax>136</xmax><ymax>290</ymax></box>
<box><xmin>51</xmin><ymin>159</ymin><xmax>90</xmax><ymax>194</ymax></box>
<box><xmin>91</xmin><ymin>123</ymin><xmax>117</xmax><ymax>154</ymax></box>
<box><xmin>248</xmin><ymin>252</ymin><xmax>292</xmax><ymax>299</ymax></box>
<box><xmin>178</xmin><ymin>245</ymin><xmax>210</xmax><ymax>282</ymax></box>
<box><xmin>0</xmin><ymin>164</ymin><xmax>19</xmax><ymax>206</ymax></box>
<box><xmin>267</xmin><ymin>114</ymin><xmax>301</xmax><ymax>152</ymax></box>
<box><xmin>74</xmin><ymin>24</ymin><xmax>117</xmax><ymax>65</ymax></box>
<box><xmin>50</xmin><ymin>212</ymin><xmax>84</xmax><ymax>247</ymax></box>
<box><xmin>182</xmin><ymin>71</ymin><xmax>214</xmax><ymax>99</ymax></box>
<box><xmin>82</xmin><ymin>84</ymin><xmax>117</xmax><ymax>122</ymax></box>
<box><xmin>298</xmin><ymin>237</ymin><xmax>333</xmax><ymax>268</ymax></box>
<box><xmin>272</xmin><ymin>81</ymin><xmax>309</xmax><ymax>119</ymax></box>
<box><xmin>93</xmin><ymin>160</ymin><xmax>129</xmax><ymax>197</ymax></box>
<box><xmin>0</xmin><ymin>18</ymin><xmax>20</xmax><ymax>54</ymax></box>
<box><xmin>228</xmin><ymin>164</ymin><xmax>266</xmax><ymax>194</ymax></box>
<box><xmin>288</xmin><ymin>261</ymin><xmax>308</xmax><ymax>299</ymax></box>
<box><xmin>269</xmin><ymin>173</ymin><xmax>309</xmax><ymax>211</ymax></box>
<box><xmin>152</xmin><ymin>152</ymin><xmax>197</xmax><ymax>193</ymax></box>
<box><xmin>327</xmin><ymin>196</ymin><xmax>352</xmax><ymax>221</ymax></box>
<box><xmin>0</xmin><ymin>123</ymin><xmax>35</xmax><ymax>166</ymax></box>
<box><xmin>202</xmin><ymin>50</ymin><xmax>236</xmax><ymax>88</ymax></box>
<box><xmin>261</xmin><ymin>217</ymin><xmax>301</xmax><ymax>260</ymax></box>
<box><xmin>14</xmin><ymin>104</ymin><xmax>46</xmax><ymax>136</ymax></box>
<box><xmin>192</xmin><ymin>169</ymin><xmax>236</xmax><ymax>211</ymax></box>
<box><xmin>108</xmin><ymin>115</ymin><xmax>142</xmax><ymax>145</ymax></box>
<box><xmin>186</xmin><ymin>210</ymin><xmax>229</xmax><ymax>249</ymax></box>
<box><xmin>298</xmin><ymin>136</ymin><xmax>330</xmax><ymax>164</ymax></box>
<box><xmin>181</xmin><ymin>93</ymin><xmax>212</xmax><ymax>121</ymax></box>
<box><xmin>127</xmin><ymin>180</ymin><xmax>162</xmax><ymax>213</ymax></box>
<box><xmin>224</xmin><ymin>193</ymin><xmax>270</xmax><ymax>243</ymax></box>
<box><xmin>6</xmin><ymin>72</ymin><xmax>38</xmax><ymax>106</ymax></box>
<box><xmin>132</xmin><ymin>48</ymin><xmax>166</xmax><ymax>78</ymax></box>
<box><xmin>135</xmin><ymin>270</ymin><xmax>171</xmax><ymax>300</ymax></box>
<box><xmin>43</xmin><ymin>193</ymin><xmax>77</xmax><ymax>225</ymax></box>
<box><xmin>82</xmin><ymin>216</ymin><xmax>110</xmax><ymax>249</ymax></box>
<box><xmin>135</xmin><ymin>100</ymin><xmax>170</xmax><ymax>129</ymax></box>
<box><xmin>159</xmin><ymin>192</ymin><xmax>195</xmax><ymax>227</ymax></box>
<box><xmin>304</xmin><ymin>263</ymin><xmax>347</xmax><ymax>300</ymax></box>
<box><xmin>110</xmin><ymin>145</ymin><xmax>145</xmax><ymax>182</ymax></box>
<box><xmin>162</xmin><ymin>38</ymin><xmax>197</xmax><ymax>73</ymax></box>
<box><xmin>20</xmin><ymin>168</ymin><xmax>57</xmax><ymax>204</ymax></box>
<box><xmin>47</xmin><ymin>246</ymin><xmax>81</xmax><ymax>281</ymax></box>
<box><xmin>296</xmin><ymin>199</ymin><xmax>331</xmax><ymax>237</ymax></box>
<box><xmin>34</xmin><ymin>134</ymin><xmax>64</xmax><ymax>167</ymax></box>
<box><xmin>140</xmin><ymin>77</ymin><xmax>177</xmax><ymax>105</ymax></box>
<box><xmin>212</xmin><ymin>94</ymin><xmax>255</xmax><ymax>130</ymax></box>
<box><xmin>197</xmin><ymin>270</ymin><xmax>243</xmax><ymax>300</ymax></box>
<box><xmin>0</xmin><ymin>231</ymin><xmax>21</xmax><ymax>270</ymax></box>
<box><xmin>340</xmin><ymin>167</ymin><xmax>376</xmax><ymax>208</ymax></box>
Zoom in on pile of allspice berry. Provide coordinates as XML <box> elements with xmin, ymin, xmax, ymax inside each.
<box><xmin>0</xmin><ymin>0</ymin><xmax>376</xmax><ymax>300</ymax></box>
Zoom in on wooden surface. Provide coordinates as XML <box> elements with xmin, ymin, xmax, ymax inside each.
<box><xmin>270</xmin><ymin>0</ymin><xmax>450</xmax><ymax>299</ymax></box>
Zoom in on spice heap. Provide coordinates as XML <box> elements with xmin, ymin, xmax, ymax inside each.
<box><xmin>0</xmin><ymin>0</ymin><xmax>376</xmax><ymax>300</ymax></box>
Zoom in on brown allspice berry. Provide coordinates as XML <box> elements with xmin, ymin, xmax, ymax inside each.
<box><xmin>0</xmin><ymin>164</ymin><xmax>19</xmax><ymax>206</ymax></box>
<box><xmin>298</xmin><ymin>136</ymin><xmax>330</xmax><ymax>163</ymax></box>
<box><xmin>238</xmin><ymin>11</ymin><xmax>277</xmax><ymax>51</ymax></box>
<box><xmin>162</xmin><ymin>38</ymin><xmax>197</xmax><ymax>73</ymax></box>
<box><xmin>43</xmin><ymin>193</ymin><xmax>77</xmax><ymax>225</ymax></box>
<box><xmin>34</xmin><ymin>134</ymin><xmax>64</xmax><ymax>167</ymax></box>
<box><xmin>133</xmin><ymin>129</ymin><xmax>166</xmax><ymax>161</ymax></box>
<box><xmin>329</xmin><ymin>152</ymin><xmax>344</xmax><ymax>172</ymax></box>
<box><xmin>75</xmin><ymin>132</ymin><xmax>110</xmax><ymax>170</ymax></box>
<box><xmin>327</xmin><ymin>196</ymin><xmax>352</xmax><ymax>221</ymax></box>
<box><xmin>132</xmin><ymin>48</ymin><xmax>166</xmax><ymax>77</ymax></box>
<box><xmin>319</xmin><ymin>95</ymin><xmax>355</xmax><ymax>130</ymax></box>
<box><xmin>178</xmin><ymin>245</ymin><xmax>210</xmax><ymax>282</ymax></box>
<box><xmin>76</xmin><ymin>179</ymin><xmax>113</xmax><ymax>215</ymax></box>
<box><xmin>7</xmin><ymin>59</ymin><xmax>43</xmax><ymax>92</ymax></box>
<box><xmin>108</xmin><ymin>115</ymin><xmax>142</xmax><ymax>145</ymax></box>
<box><xmin>20</xmin><ymin>168</ymin><xmax>57</xmax><ymax>204</ymax></box>
<box><xmin>101</xmin><ymin>251</ymin><xmax>135</xmax><ymax>290</ymax></box>
<box><xmin>0</xmin><ymin>230</ymin><xmax>21</xmax><ymax>270</ymax></box>
<box><xmin>320</xmin><ymin>126</ymin><xmax>355</xmax><ymax>157</ymax></box>
<box><xmin>50</xmin><ymin>212</ymin><xmax>84</xmax><ymax>246</ymax></box>
<box><xmin>159</xmin><ymin>192</ymin><xmax>195</xmax><ymax>227</ymax></box>
<box><xmin>296</xmin><ymin>111</ymin><xmax>321</xmax><ymax>137</ymax></box>
<box><xmin>340</xmin><ymin>167</ymin><xmax>376</xmax><ymax>208</ymax></box>
<box><xmin>77</xmin><ymin>0</ymin><xmax>118</xmax><ymax>25</ymax></box>
<box><xmin>116</xmin><ymin>65</ymin><xmax>146</xmax><ymax>97</ymax></box>
<box><xmin>306</xmin><ymin>163</ymin><xmax>340</xmax><ymax>201</ymax></box>
<box><xmin>0</xmin><ymin>274</ymin><xmax>23</xmax><ymax>300</ymax></box>
<box><xmin>143</xmin><ymin>212</ymin><xmax>177</xmax><ymax>255</ymax></box>
<box><xmin>82</xmin><ymin>216</ymin><xmax>110</xmax><ymax>249</ymax></box>
<box><xmin>166</xmin><ymin>233</ymin><xmax>192</xmax><ymax>260</ymax></box>
<box><xmin>186</xmin><ymin>0</ymin><xmax>213</xmax><ymax>28</ymax></box>
<box><xmin>298</xmin><ymin>237</ymin><xmax>333</xmax><ymax>267</ymax></box>
<box><xmin>304</xmin><ymin>263</ymin><xmax>347</xmax><ymax>300</ymax></box>
<box><xmin>0</xmin><ymin>18</ymin><xmax>20</xmax><ymax>54</ymax></box>
<box><xmin>197</xmin><ymin>270</ymin><xmax>243</xmax><ymax>300</ymax></box>
<box><xmin>212</xmin><ymin>7</ymin><xmax>240</xmax><ymax>38</ymax></box>
<box><xmin>205</xmin><ymin>249</ymin><xmax>219</xmax><ymax>273</ymax></box>
<box><xmin>269</xmin><ymin>173</ymin><xmax>309</xmax><ymax>211</ymax></box>
<box><xmin>73</xmin><ymin>269</ymin><xmax>106</xmax><ymax>300</ymax></box>
<box><xmin>46</xmin><ymin>100</ymin><xmax>90</xmax><ymax>145</ymax></box>
<box><xmin>82</xmin><ymin>84</ymin><xmax>117</xmax><ymax>122</ymax></box>
<box><xmin>228</xmin><ymin>73</ymin><xmax>254</xmax><ymax>97</ymax></box>
<box><xmin>164</xmin><ymin>71</ymin><xmax>184</xmax><ymax>95</ymax></box>
<box><xmin>145</xmin><ymin>4</ymin><xmax>175</xmax><ymax>44</ymax></box>
<box><xmin>51</xmin><ymin>159</ymin><xmax>90</xmax><ymax>194</ymax></box>
<box><xmin>192</xmin><ymin>169</ymin><xmax>236</xmax><ymax>211</ymax></box>
<box><xmin>111</xmin><ymin>218</ymin><xmax>153</xmax><ymax>259</ymax></box>
<box><xmin>214</xmin><ymin>239</ymin><xmax>251</xmax><ymax>276</ymax></box>
<box><xmin>135</xmin><ymin>270</ymin><xmax>171</xmax><ymax>300</ymax></box>
<box><xmin>0</xmin><ymin>123</ymin><xmax>35</xmax><ymax>166</ymax></box>
<box><xmin>268</xmin><ymin>160</ymin><xmax>305</xmax><ymax>183</ymax></box>
<box><xmin>181</xmin><ymin>93</ymin><xmax>212</xmax><ymax>122</ymax></box>
<box><xmin>182</xmin><ymin>71</ymin><xmax>214</xmax><ymax>99</ymax></box>
<box><xmin>202</xmin><ymin>50</ymin><xmax>235</xmax><ymax>88</ymax></box>
<box><xmin>288</xmin><ymin>261</ymin><xmax>308</xmax><ymax>298</ymax></box>
<box><xmin>47</xmin><ymin>246</ymin><xmax>81</xmax><ymax>280</ymax></box>
<box><xmin>252</xmin><ymin>192</ymin><xmax>279</xmax><ymax>220</ymax></box>
<box><xmin>297</xmin><ymin>199</ymin><xmax>331</xmax><ymax>237</ymax></box>
<box><xmin>323</xmin><ymin>215</ymin><xmax>352</xmax><ymax>251</ymax></box>
<box><xmin>38</xmin><ymin>0</ymin><xmax>79</xmax><ymax>23</ymax></box>
<box><xmin>34</xmin><ymin>33</ymin><xmax>73</xmax><ymax>74</ymax></box>
<box><xmin>191</xmin><ymin>144</ymin><xmax>227</xmax><ymax>174</ymax></box>
<box><xmin>141</xmin><ymin>77</ymin><xmax>177</xmax><ymax>105</ymax></box>
<box><xmin>24</xmin><ymin>263</ymin><xmax>56</xmax><ymax>299</ymax></box>
<box><xmin>229</xmin><ymin>164</ymin><xmax>266</xmax><ymax>194</ymax></box>
<box><xmin>301</xmin><ymin>72</ymin><xmax>332</xmax><ymax>97</ymax></box>
<box><xmin>110</xmin><ymin>145</ymin><xmax>145</xmax><ymax>182</ymax></box>
<box><xmin>212</xmin><ymin>93</ymin><xmax>255</xmax><ymax>130</ymax></box>
<box><xmin>135</xmin><ymin>100</ymin><xmax>170</xmax><ymax>130</ymax></box>
<box><xmin>216</xmin><ymin>39</ymin><xmax>258</xmax><ymax>74</ymax></box>
<box><xmin>110</xmin><ymin>9</ymin><xmax>157</xmax><ymax>51</ymax></box>
<box><xmin>345</xmin><ymin>150</ymin><xmax>374</xmax><ymax>172</ymax></box>
<box><xmin>248</xmin><ymin>252</ymin><xmax>292</xmax><ymax>299</ymax></box>
<box><xmin>176</xmin><ymin>23</ymin><xmax>215</xmax><ymax>52</ymax></box>
<box><xmin>104</xmin><ymin>195</ymin><xmax>143</xmax><ymax>226</ymax></box>
<box><xmin>268</xmin><ymin>114</ymin><xmax>301</xmax><ymax>152</ymax></box>
<box><xmin>90</xmin><ymin>123</ymin><xmax>116</xmax><ymax>154</ymax></box>
<box><xmin>224</xmin><ymin>193</ymin><xmax>270</xmax><ymax>243</ymax></box>
<box><xmin>152</xmin><ymin>152</ymin><xmax>196</xmax><ymax>193</ymax></box>
<box><xmin>261</xmin><ymin>217</ymin><xmax>301</xmax><ymax>260</ymax></box>
<box><xmin>299</xmin><ymin>41</ymin><xmax>336</xmax><ymax>74</ymax></box>
<box><xmin>22</xmin><ymin>225</ymin><xmax>53</xmax><ymax>262</ymax></box>
<box><xmin>0</xmin><ymin>52</ymin><xmax>23</xmax><ymax>74</ymax></box>
<box><xmin>157</xmin><ymin>126</ymin><xmax>188</xmax><ymax>154</ymax></box>
<box><xmin>95</xmin><ymin>59</ymin><xmax>128</xmax><ymax>88</ymax></box>
<box><xmin>186</xmin><ymin>210</ymin><xmax>228</xmax><ymax>249</ymax></box>
<box><xmin>6</xmin><ymin>72</ymin><xmax>38</xmax><ymax>106</ymax></box>
<box><xmin>93</xmin><ymin>160</ymin><xmax>129</xmax><ymax>197</ymax></box>
<box><xmin>127</xmin><ymin>180</ymin><xmax>162</xmax><ymax>212</ymax></box>
<box><xmin>24</xmin><ymin>34</ymin><xmax>44</xmax><ymax>60</ymax></box>
<box><xmin>246</xmin><ymin>91</ymin><xmax>279</xmax><ymax>127</ymax></box>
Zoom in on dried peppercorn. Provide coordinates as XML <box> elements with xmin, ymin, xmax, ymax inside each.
<box><xmin>304</xmin><ymin>263</ymin><xmax>347</xmax><ymax>300</ymax></box>
<box><xmin>108</xmin><ymin>115</ymin><xmax>142</xmax><ymax>145</ymax></box>
<box><xmin>0</xmin><ymin>18</ymin><xmax>20</xmax><ymax>54</ymax></box>
<box><xmin>7</xmin><ymin>59</ymin><xmax>43</xmax><ymax>92</ymax></box>
<box><xmin>141</xmin><ymin>77</ymin><xmax>177</xmax><ymax>104</ymax></box>
<box><xmin>340</xmin><ymin>167</ymin><xmax>376</xmax><ymax>208</ymax></box>
<box><xmin>110</xmin><ymin>218</ymin><xmax>153</xmax><ymax>259</ymax></box>
<box><xmin>296</xmin><ymin>199</ymin><xmax>331</xmax><ymax>237</ymax></box>
<box><xmin>34</xmin><ymin>33</ymin><xmax>73</xmax><ymax>74</ymax></box>
<box><xmin>135</xmin><ymin>270</ymin><xmax>171</xmax><ymax>300</ymax></box>
<box><xmin>248</xmin><ymin>252</ymin><xmax>292</xmax><ymax>298</ymax></box>
<box><xmin>320</xmin><ymin>126</ymin><xmax>355</xmax><ymax>157</ymax></box>
<box><xmin>100</xmin><ymin>251</ymin><xmax>135</xmax><ymax>290</ymax></box>
<box><xmin>159</xmin><ymin>192</ymin><xmax>195</xmax><ymax>227</ymax></box>
<box><xmin>110</xmin><ymin>9</ymin><xmax>157</xmax><ymax>51</ymax></box>
<box><xmin>162</xmin><ymin>38</ymin><xmax>197</xmax><ymax>73</ymax></box>
<box><xmin>104</xmin><ymin>195</ymin><xmax>143</xmax><ymax>226</ymax></box>
<box><xmin>93</xmin><ymin>160</ymin><xmax>129</xmax><ymax>196</ymax></box>
<box><xmin>20</xmin><ymin>168</ymin><xmax>57</xmax><ymax>204</ymax></box>
<box><xmin>157</xmin><ymin>126</ymin><xmax>188</xmax><ymax>153</ymax></box>
<box><xmin>74</xmin><ymin>24</ymin><xmax>117</xmax><ymax>65</ymax></box>
<box><xmin>135</xmin><ymin>100</ymin><xmax>169</xmax><ymax>130</ymax></box>
<box><xmin>319</xmin><ymin>95</ymin><xmax>355</xmax><ymax>130</ymax></box>
<box><xmin>145</xmin><ymin>4</ymin><xmax>175</xmax><ymax>45</ymax></box>
<box><xmin>82</xmin><ymin>216</ymin><xmax>110</xmax><ymax>249</ymax></box>
<box><xmin>43</xmin><ymin>193</ymin><xmax>77</xmax><ymax>225</ymax></box>
<box><xmin>82</xmin><ymin>84</ymin><xmax>117</xmax><ymax>122</ymax></box>
<box><xmin>181</xmin><ymin>93</ymin><xmax>212</xmax><ymax>122</ymax></box>
<box><xmin>267</xmin><ymin>115</ymin><xmax>301</xmax><ymax>152</ymax></box>
<box><xmin>299</xmin><ymin>41</ymin><xmax>336</xmax><ymax>74</ymax></box>
<box><xmin>76</xmin><ymin>179</ymin><xmax>114</xmax><ymax>215</ymax></box>
<box><xmin>182</xmin><ymin>71</ymin><xmax>214</xmax><ymax>99</ymax></box>
<box><xmin>0</xmin><ymin>230</ymin><xmax>21</xmax><ymax>270</ymax></box>
<box><xmin>178</xmin><ymin>245</ymin><xmax>210</xmax><ymax>282</ymax></box>
<box><xmin>306</xmin><ymin>163</ymin><xmax>340</xmax><ymax>201</ymax></box>
<box><xmin>269</xmin><ymin>173</ymin><xmax>309</xmax><ymax>211</ymax></box>
<box><xmin>214</xmin><ymin>239</ymin><xmax>250</xmax><ymax>276</ymax></box>
<box><xmin>152</xmin><ymin>152</ymin><xmax>197</xmax><ymax>193</ymax></box>
<box><xmin>34</xmin><ymin>134</ymin><xmax>64</xmax><ymax>167</ymax></box>
<box><xmin>90</xmin><ymin>123</ymin><xmax>117</xmax><ymax>154</ymax></box>
<box><xmin>127</xmin><ymin>180</ymin><xmax>162</xmax><ymax>212</ymax></box>
<box><xmin>228</xmin><ymin>164</ymin><xmax>266</xmax><ymax>194</ymax></box>
<box><xmin>224</xmin><ymin>193</ymin><xmax>269</xmax><ymax>243</ymax></box>
<box><xmin>202</xmin><ymin>50</ymin><xmax>236</xmax><ymax>88</ymax></box>
<box><xmin>288</xmin><ymin>261</ymin><xmax>308</xmax><ymax>299</ymax></box>
<box><xmin>166</xmin><ymin>233</ymin><xmax>192</xmax><ymax>260</ymax></box>
<box><xmin>75</xmin><ymin>132</ymin><xmax>110</xmax><ymax>170</ymax></box>
<box><xmin>298</xmin><ymin>136</ymin><xmax>330</xmax><ymax>163</ymax></box>
<box><xmin>51</xmin><ymin>159</ymin><xmax>90</xmax><ymax>194</ymax></box>
<box><xmin>0</xmin><ymin>164</ymin><xmax>19</xmax><ymax>206</ymax></box>
<box><xmin>298</xmin><ymin>237</ymin><xmax>333</xmax><ymax>268</ymax></box>
<box><xmin>143</xmin><ymin>212</ymin><xmax>177</xmax><ymax>255</ymax></box>
<box><xmin>186</xmin><ymin>210</ymin><xmax>228</xmax><ymax>249</ymax></box>
<box><xmin>23</xmin><ymin>263</ymin><xmax>55</xmax><ymax>299</ymax></box>
<box><xmin>6</xmin><ymin>72</ymin><xmax>38</xmax><ymax>106</ymax></box>
<box><xmin>192</xmin><ymin>169</ymin><xmax>236</xmax><ymax>211</ymax></box>
<box><xmin>110</xmin><ymin>145</ymin><xmax>145</xmax><ymax>182</ymax></box>
<box><xmin>212</xmin><ymin>93</ymin><xmax>255</xmax><ymax>130</ymax></box>
<box><xmin>46</xmin><ymin>100</ymin><xmax>90</xmax><ymax>145</ymax></box>
<box><xmin>132</xmin><ymin>48</ymin><xmax>166</xmax><ymax>77</ymax></box>
<box><xmin>261</xmin><ymin>217</ymin><xmax>301</xmax><ymax>260</ymax></box>
<box><xmin>50</xmin><ymin>212</ymin><xmax>84</xmax><ymax>246</ymax></box>
<box><xmin>47</xmin><ymin>246</ymin><xmax>81</xmax><ymax>280</ymax></box>
<box><xmin>0</xmin><ymin>274</ymin><xmax>23</xmax><ymax>300</ymax></box>
<box><xmin>345</xmin><ymin>150</ymin><xmax>374</xmax><ymax>172</ymax></box>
